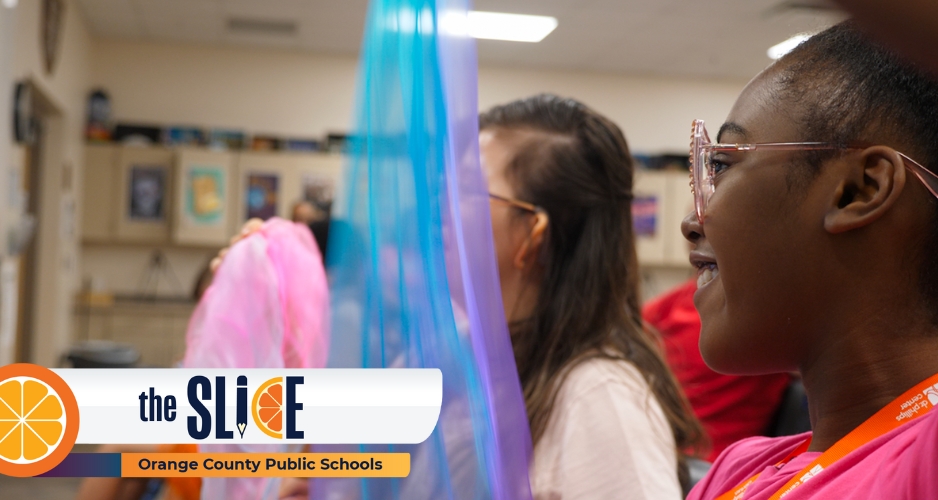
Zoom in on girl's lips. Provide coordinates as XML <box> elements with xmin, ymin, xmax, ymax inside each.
<box><xmin>696</xmin><ymin>263</ymin><xmax>719</xmax><ymax>288</ymax></box>
<box><xmin>690</xmin><ymin>251</ymin><xmax>719</xmax><ymax>289</ymax></box>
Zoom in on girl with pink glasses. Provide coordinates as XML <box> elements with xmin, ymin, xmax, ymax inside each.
<box><xmin>684</xmin><ymin>21</ymin><xmax>938</xmax><ymax>500</ymax></box>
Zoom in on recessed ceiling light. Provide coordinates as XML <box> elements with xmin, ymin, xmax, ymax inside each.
<box><xmin>2</xmin><ymin>0</ymin><xmax>18</xmax><ymax>8</ymax></box>
<box><xmin>767</xmin><ymin>33</ymin><xmax>812</xmax><ymax>60</ymax></box>
<box><xmin>441</xmin><ymin>11</ymin><xmax>558</xmax><ymax>43</ymax></box>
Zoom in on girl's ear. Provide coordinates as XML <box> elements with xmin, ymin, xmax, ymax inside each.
<box><xmin>513</xmin><ymin>212</ymin><xmax>549</xmax><ymax>269</ymax></box>
<box><xmin>824</xmin><ymin>146</ymin><xmax>907</xmax><ymax>234</ymax></box>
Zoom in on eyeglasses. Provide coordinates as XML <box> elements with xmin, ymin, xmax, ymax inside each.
<box><xmin>689</xmin><ymin>119</ymin><xmax>938</xmax><ymax>225</ymax></box>
<box><xmin>488</xmin><ymin>192</ymin><xmax>544</xmax><ymax>214</ymax></box>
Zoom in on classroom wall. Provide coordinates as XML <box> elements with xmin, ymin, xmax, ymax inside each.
<box><xmin>83</xmin><ymin>38</ymin><xmax>744</xmax><ymax>301</ymax></box>
<box><xmin>477</xmin><ymin>66</ymin><xmax>746</xmax><ymax>154</ymax></box>
<box><xmin>85</xmin><ymin>38</ymin><xmax>742</xmax><ymax>300</ymax></box>
<box><xmin>7</xmin><ymin>0</ymin><xmax>93</xmax><ymax>366</ymax></box>
<box><xmin>89</xmin><ymin>39</ymin><xmax>748</xmax><ymax>154</ymax></box>
<box><xmin>89</xmin><ymin>40</ymin><xmax>359</xmax><ymax>143</ymax></box>
<box><xmin>0</xmin><ymin>4</ymin><xmax>15</xmax><ymax>365</ymax></box>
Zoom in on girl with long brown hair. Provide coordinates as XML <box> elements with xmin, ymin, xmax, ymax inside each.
<box><xmin>480</xmin><ymin>94</ymin><xmax>705</xmax><ymax>499</ymax></box>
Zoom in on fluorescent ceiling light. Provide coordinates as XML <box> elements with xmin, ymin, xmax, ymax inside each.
<box><xmin>767</xmin><ymin>33</ymin><xmax>812</xmax><ymax>60</ymax></box>
<box><xmin>441</xmin><ymin>11</ymin><xmax>558</xmax><ymax>42</ymax></box>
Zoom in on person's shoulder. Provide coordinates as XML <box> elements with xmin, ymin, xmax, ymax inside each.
<box><xmin>688</xmin><ymin>433</ymin><xmax>811</xmax><ymax>500</ymax></box>
<box><xmin>715</xmin><ymin>433</ymin><xmax>808</xmax><ymax>469</ymax></box>
<box><xmin>558</xmin><ymin>356</ymin><xmax>650</xmax><ymax>404</ymax></box>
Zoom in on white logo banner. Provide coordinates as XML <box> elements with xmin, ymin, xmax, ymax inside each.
<box><xmin>54</xmin><ymin>369</ymin><xmax>442</xmax><ymax>444</ymax></box>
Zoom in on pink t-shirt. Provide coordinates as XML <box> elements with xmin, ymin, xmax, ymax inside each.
<box><xmin>687</xmin><ymin>407</ymin><xmax>938</xmax><ymax>500</ymax></box>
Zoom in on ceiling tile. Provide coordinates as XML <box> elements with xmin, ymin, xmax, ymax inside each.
<box><xmin>76</xmin><ymin>0</ymin><xmax>847</xmax><ymax>79</ymax></box>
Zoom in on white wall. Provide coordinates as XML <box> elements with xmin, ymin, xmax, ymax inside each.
<box><xmin>0</xmin><ymin>5</ymin><xmax>15</xmax><ymax>365</ymax></box>
<box><xmin>478</xmin><ymin>67</ymin><xmax>745</xmax><ymax>154</ymax></box>
<box><xmin>90</xmin><ymin>39</ymin><xmax>747</xmax><ymax>154</ymax></box>
<box><xmin>11</xmin><ymin>0</ymin><xmax>93</xmax><ymax>366</ymax></box>
<box><xmin>90</xmin><ymin>40</ymin><xmax>359</xmax><ymax>141</ymax></box>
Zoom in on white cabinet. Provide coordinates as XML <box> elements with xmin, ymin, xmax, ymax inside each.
<box><xmin>82</xmin><ymin>144</ymin><xmax>119</xmax><ymax>241</ymax></box>
<box><xmin>632</xmin><ymin>169</ymin><xmax>694</xmax><ymax>267</ymax></box>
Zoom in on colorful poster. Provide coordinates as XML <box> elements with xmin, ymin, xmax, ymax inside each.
<box><xmin>185</xmin><ymin>166</ymin><xmax>225</xmax><ymax>225</ymax></box>
<box><xmin>128</xmin><ymin>165</ymin><xmax>166</xmax><ymax>221</ymax></box>
<box><xmin>246</xmin><ymin>173</ymin><xmax>279</xmax><ymax>220</ymax></box>
<box><xmin>632</xmin><ymin>195</ymin><xmax>658</xmax><ymax>236</ymax></box>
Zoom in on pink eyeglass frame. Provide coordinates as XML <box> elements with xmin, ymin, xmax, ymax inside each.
<box><xmin>689</xmin><ymin>119</ymin><xmax>938</xmax><ymax>224</ymax></box>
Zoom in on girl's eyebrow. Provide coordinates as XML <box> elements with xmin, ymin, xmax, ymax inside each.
<box><xmin>717</xmin><ymin>122</ymin><xmax>748</xmax><ymax>143</ymax></box>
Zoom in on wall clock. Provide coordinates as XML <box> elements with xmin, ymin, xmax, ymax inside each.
<box><xmin>13</xmin><ymin>82</ymin><xmax>34</xmax><ymax>145</ymax></box>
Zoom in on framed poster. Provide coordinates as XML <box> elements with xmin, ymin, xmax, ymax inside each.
<box><xmin>128</xmin><ymin>165</ymin><xmax>166</xmax><ymax>221</ymax></box>
<box><xmin>116</xmin><ymin>147</ymin><xmax>173</xmax><ymax>243</ymax></box>
<box><xmin>245</xmin><ymin>173</ymin><xmax>279</xmax><ymax>220</ymax></box>
<box><xmin>632</xmin><ymin>170</ymin><xmax>667</xmax><ymax>265</ymax></box>
<box><xmin>631</xmin><ymin>195</ymin><xmax>657</xmax><ymax>237</ymax></box>
<box><xmin>233</xmin><ymin>153</ymin><xmax>295</xmax><ymax>227</ymax></box>
<box><xmin>173</xmin><ymin>149</ymin><xmax>234</xmax><ymax>246</ymax></box>
<box><xmin>185</xmin><ymin>166</ymin><xmax>225</xmax><ymax>225</ymax></box>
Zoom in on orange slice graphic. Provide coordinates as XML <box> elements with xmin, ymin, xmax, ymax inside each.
<box><xmin>252</xmin><ymin>377</ymin><xmax>284</xmax><ymax>439</ymax></box>
<box><xmin>0</xmin><ymin>364</ymin><xmax>78</xmax><ymax>477</ymax></box>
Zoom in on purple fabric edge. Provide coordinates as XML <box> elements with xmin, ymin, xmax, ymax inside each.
<box><xmin>436</xmin><ymin>2</ymin><xmax>534</xmax><ymax>498</ymax></box>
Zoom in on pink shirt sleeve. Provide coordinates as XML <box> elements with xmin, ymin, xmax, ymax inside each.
<box><xmin>687</xmin><ymin>407</ymin><xmax>938</xmax><ymax>500</ymax></box>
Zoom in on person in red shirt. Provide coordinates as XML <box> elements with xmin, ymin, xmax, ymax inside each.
<box><xmin>644</xmin><ymin>279</ymin><xmax>791</xmax><ymax>461</ymax></box>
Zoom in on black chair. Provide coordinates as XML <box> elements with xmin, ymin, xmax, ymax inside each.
<box><xmin>684</xmin><ymin>457</ymin><xmax>713</xmax><ymax>498</ymax></box>
<box><xmin>767</xmin><ymin>378</ymin><xmax>812</xmax><ymax>437</ymax></box>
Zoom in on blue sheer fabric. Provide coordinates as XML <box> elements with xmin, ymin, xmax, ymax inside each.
<box><xmin>314</xmin><ymin>0</ymin><xmax>533</xmax><ymax>498</ymax></box>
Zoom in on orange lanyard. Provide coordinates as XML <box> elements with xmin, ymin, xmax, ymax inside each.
<box><xmin>715</xmin><ymin>372</ymin><xmax>938</xmax><ymax>500</ymax></box>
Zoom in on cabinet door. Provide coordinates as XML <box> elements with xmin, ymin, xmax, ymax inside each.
<box><xmin>632</xmin><ymin>170</ymin><xmax>668</xmax><ymax>266</ymax></box>
<box><xmin>232</xmin><ymin>152</ymin><xmax>344</xmax><ymax>233</ymax></box>
<box><xmin>115</xmin><ymin>146</ymin><xmax>174</xmax><ymax>243</ymax></box>
<box><xmin>172</xmin><ymin>148</ymin><xmax>235</xmax><ymax>247</ymax></box>
<box><xmin>232</xmin><ymin>152</ymin><xmax>305</xmax><ymax>231</ymax></box>
<box><xmin>292</xmin><ymin>153</ymin><xmax>345</xmax><ymax>218</ymax></box>
<box><xmin>82</xmin><ymin>144</ymin><xmax>118</xmax><ymax>241</ymax></box>
<box><xmin>664</xmin><ymin>171</ymin><xmax>695</xmax><ymax>266</ymax></box>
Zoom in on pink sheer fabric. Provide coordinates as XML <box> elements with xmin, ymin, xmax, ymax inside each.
<box><xmin>184</xmin><ymin>217</ymin><xmax>329</xmax><ymax>370</ymax></box>
<box><xmin>183</xmin><ymin>217</ymin><xmax>329</xmax><ymax>500</ymax></box>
